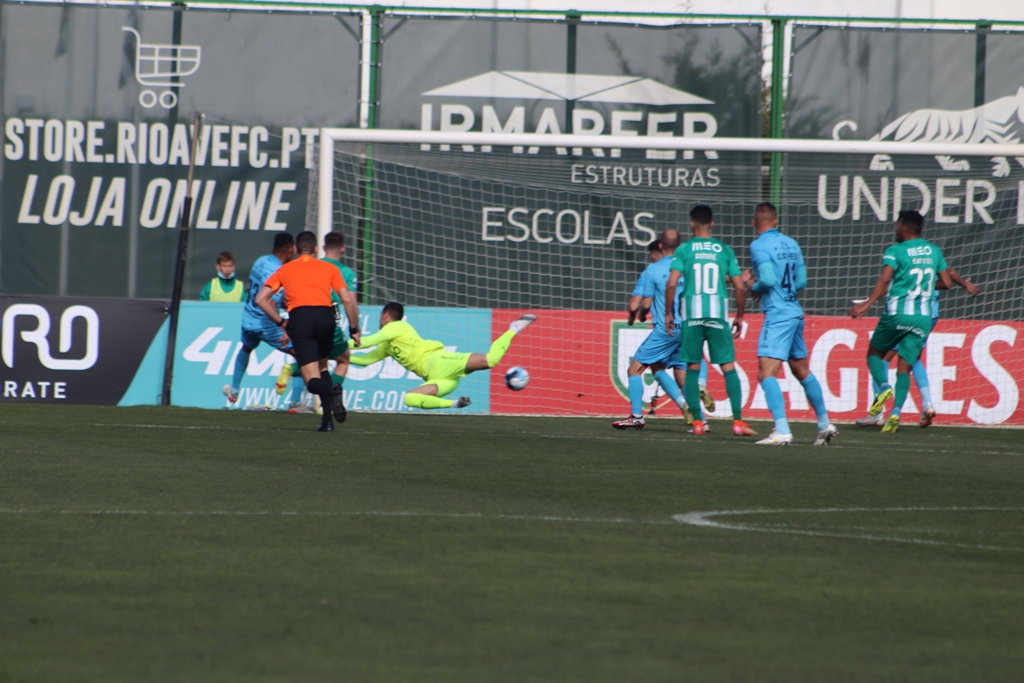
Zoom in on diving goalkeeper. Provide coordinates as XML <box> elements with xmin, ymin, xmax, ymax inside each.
<box><xmin>349</xmin><ymin>302</ymin><xmax>536</xmax><ymax>409</ymax></box>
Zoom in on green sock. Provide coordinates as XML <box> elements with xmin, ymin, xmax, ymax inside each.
<box><xmin>486</xmin><ymin>330</ymin><xmax>516</xmax><ymax>368</ymax></box>
<box><xmin>893</xmin><ymin>372</ymin><xmax>910</xmax><ymax>416</ymax></box>
<box><xmin>331</xmin><ymin>374</ymin><xmax>345</xmax><ymax>387</ymax></box>
<box><xmin>868</xmin><ymin>354</ymin><xmax>891</xmax><ymax>390</ymax></box>
<box><xmin>685</xmin><ymin>368</ymin><xmax>703</xmax><ymax>421</ymax></box>
<box><xmin>404</xmin><ymin>394</ymin><xmax>454</xmax><ymax>410</ymax></box>
<box><xmin>724</xmin><ymin>368</ymin><xmax>743</xmax><ymax>420</ymax></box>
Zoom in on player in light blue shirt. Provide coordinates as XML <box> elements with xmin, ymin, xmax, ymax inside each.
<box><xmin>626</xmin><ymin>239</ymin><xmax>664</xmax><ymax>326</ymax></box>
<box><xmin>223</xmin><ymin>233</ymin><xmax>296</xmax><ymax>405</ymax></box>
<box><xmin>613</xmin><ymin>230</ymin><xmax>712</xmax><ymax>430</ymax></box>
<box><xmin>742</xmin><ymin>203</ymin><xmax>836</xmax><ymax>446</ymax></box>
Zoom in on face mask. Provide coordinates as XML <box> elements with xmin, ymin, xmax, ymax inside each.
<box><xmin>217</xmin><ymin>269</ymin><xmax>234</xmax><ymax>280</ymax></box>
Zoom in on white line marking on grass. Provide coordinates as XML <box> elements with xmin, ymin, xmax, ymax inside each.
<box><xmin>90</xmin><ymin>423</ymin><xmax>1022</xmax><ymax>454</ymax></box>
<box><xmin>3</xmin><ymin>506</ymin><xmax>1020</xmax><ymax>551</ymax></box>
<box><xmin>674</xmin><ymin>507</ymin><xmax>1024</xmax><ymax>552</ymax></box>
<box><xmin>0</xmin><ymin>508</ymin><xmax>676</xmax><ymax>526</ymax></box>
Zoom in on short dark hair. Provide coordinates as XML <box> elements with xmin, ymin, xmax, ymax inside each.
<box><xmin>273</xmin><ymin>233</ymin><xmax>294</xmax><ymax>252</ymax></box>
<box><xmin>382</xmin><ymin>301</ymin><xmax>404</xmax><ymax>321</ymax></box>
<box><xmin>324</xmin><ymin>231</ymin><xmax>345</xmax><ymax>250</ymax></box>
<box><xmin>755</xmin><ymin>202</ymin><xmax>777</xmax><ymax>221</ymax></box>
<box><xmin>898</xmin><ymin>209</ymin><xmax>924</xmax><ymax>235</ymax></box>
<box><xmin>647</xmin><ymin>240</ymin><xmax>661</xmax><ymax>253</ymax></box>
<box><xmin>216</xmin><ymin>251</ymin><xmax>234</xmax><ymax>264</ymax></box>
<box><xmin>689</xmin><ymin>205</ymin><xmax>714</xmax><ymax>225</ymax></box>
<box><xmin>295</xmin><ymin>231</ymin><xmax>318</xmax><ymax>253</ymax></box>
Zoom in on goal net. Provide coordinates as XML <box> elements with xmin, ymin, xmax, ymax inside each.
<box><xmin>309</xmin><ymin>129</ymin><xmax>1024</xmax><ymax>427</ymax></box>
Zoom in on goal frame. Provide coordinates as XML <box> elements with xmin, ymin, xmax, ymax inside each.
<box><xmin>317</xmin><ymin>127</ymin><xmax>1024</xmax><ymax>241</ymax></box>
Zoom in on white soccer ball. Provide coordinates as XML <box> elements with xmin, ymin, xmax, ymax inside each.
<box><xmin>504</xmin><ymin>366</ymin><xmax>530</xmax><ymax>391</ymax></box>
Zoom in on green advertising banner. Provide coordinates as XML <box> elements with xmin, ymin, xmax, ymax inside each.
<box><xmin>783</xmin><ymin>26</ymin><xmax>1024</xmax><ymax>322</ymax></box>
<box><xmin>359</xmin><ymin>18</ymin><xmax>765</xmax><ymax>309</ymax></box>
<box><xmin>1</xmin><ymin>4</ymin><xmax>360</xmax><ymax>299</ymax></box>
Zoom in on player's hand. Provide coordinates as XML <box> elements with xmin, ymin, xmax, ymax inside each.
<box><xmin>741</xmin><ymin>268</ymin><xmax>755</xmax><ymax>288</ymax></box>
<box><xmin>350</xmin><ymin>331</ymin><xmax>361</xmax><ymax>347</ymax></box>
<box><xmin>731</xmin><ymin>315</ymin><xmax>743</xmax><ymax>339</ymax></box>
<box><xmin>638</xmin><ymin>308</ymin><xmax>649</xmax><ymax>323</ymax></box>
<box><xmin>627</xmin><ymin>309</ymin><xmax>637</xmax><ymax>326</ymax></box>
<box><xmin>849</xmin><ymin>301</ymin><xmax>871</xmax><ymax>319</ymax></box>
<box><xmin>964</xmin><ymin>279</ymin><xmax>981</xmax><ymax>297</ymax></box>
<box><xmin>665</xmin><ymin>315</ymin><xmax>674</xmax><ymax>336</ymax></box>
<box><xmin>278</xmin><ymin>330</ymin><xmax>290</xmax><ymax>346</ymax></box>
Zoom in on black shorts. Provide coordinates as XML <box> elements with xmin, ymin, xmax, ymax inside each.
<box><xmin>287</xmin><ymin>306</ymin><xmax>336</xmax><ymax>366</ymax></box>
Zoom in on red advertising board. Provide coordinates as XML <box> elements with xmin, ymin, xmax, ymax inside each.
<box><xmin>490</xmin><ymin>310</ymin><xmax>1024</xmax><ymax>427</ymax></box>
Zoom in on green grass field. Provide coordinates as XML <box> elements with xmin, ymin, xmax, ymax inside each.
<box><xmin>2</xmin><ymin>405</ymin><xmax>1023</xmax><ymax>682</ymax></box>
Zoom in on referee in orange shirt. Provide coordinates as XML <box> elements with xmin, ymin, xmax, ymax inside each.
<box><xmin>256</xmin><ymin>231</ymin><xmax>361</xmax><ymax>431</ymax></box>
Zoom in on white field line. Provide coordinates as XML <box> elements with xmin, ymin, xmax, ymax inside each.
<box><xmin>674</xmin><ymin>507</ymin><xmax>1024</xmax><ymax>552</ymax></box>
<box><xmin>750</xmin><ymin>522</ymin><xmax>1023</xmax><ymax>536</ymax></box>
<box><xmin>89</xmin><ymin>423</ymin><xmax>1022</xmax><ymax>455</ymax></box>
<box><xmin>2</xmin><ymin>506</ymin><xmax>1022</xmax><ymax>552</ymax></box>
<box><xmin>0</xmin><ymin>508</ymin><xmax>675</xmax><ymax>526</ymax></box>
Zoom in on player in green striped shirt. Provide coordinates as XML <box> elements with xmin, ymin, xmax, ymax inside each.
<box><xmin>850</xmin><ymin>210</ymin><xmax>952</xmax><ymax>433</ymax></box>
<box><xmin>275</xmin><ymin>231</ymin><xmax>359</xmax><ymax>421</ymax></box>
<box><xmin>665</xmin><ymin>205</ymin><xmax>756</xmax><ymax>437</ymax></box>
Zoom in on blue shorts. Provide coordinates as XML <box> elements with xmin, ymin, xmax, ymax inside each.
<box><xmin>241</xmin><ymin>319</ymin><xmax>291</xmax><ymax>352</ymax></box>
<box><xmin>633</xmin><ymin>327</ymin><xmax>685</xmax><ymax>369</ymax></box>
<box><xmin>758</xmin><ymin>316</ymin><xmax>807</xmax><ymax>361</ymax></box>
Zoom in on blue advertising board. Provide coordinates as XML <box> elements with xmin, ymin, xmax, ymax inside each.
<box><xmin>161</xmin><ymin>302</ymin><xmax>492</xmax><ymax>412</ymax></box>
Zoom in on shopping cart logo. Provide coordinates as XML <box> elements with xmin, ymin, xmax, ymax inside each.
<box><xmin>122</xmin><ymin>27</ymin><xmax>201</xmax><ymax>110</ymax></box>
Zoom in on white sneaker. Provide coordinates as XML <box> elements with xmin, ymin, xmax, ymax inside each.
<box><xmin>509</xmin><ymin>314</ymin><xmax>537</xmax><ymax>335</ymax></box>
<box><xmin>855</xmin><ymin>415</ymin><xmax>884</xmax><ymax>428</ymax></box>
<box><xmin>756</xmin><ymin>431</ymin><xmax>793</xmax><ymax>445</ymax></box>
<box><xmin>699</xmin><ymin>385</ymin><xmax>716</xmax><ymax>412</ymax></box>
<box><xmin>814</xmin><ymin>424</ymin><xmax>839</xmax><ymax>446</ymax></box>
<box><xmin>612</xmin><ymin>415</ymin><xmax>645</xmax><ymax>430</ymax></box>
<box><xmin>222</xmin><ymin>385</ymin><xmax>239</xmax><ymax>404</ymax></box>
<box><xmin>920</xmin><ymin>406</ymin><xmax>937</xmax><ymax>428</ymax></box>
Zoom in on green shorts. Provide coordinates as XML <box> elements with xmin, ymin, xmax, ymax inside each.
<box><xmin>682</xmin><ymin>318</ymin><xmax>734</xmax><ymax>365</ymax></box>
<box><xmin>421</xmin><ymin>351</ymin><xmax>471</xmax><ymax>397</ymax></box>
<box><xmin>329</xmin><ymin>327</ymin><xmax>349</xmax><ymax>359</ymax></box>
<box><xmin>870</xmin><ymin>314</ymin><xmax>933</xmax><ymax>364</ymax></box>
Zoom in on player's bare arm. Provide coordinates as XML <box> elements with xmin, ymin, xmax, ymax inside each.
<box><xmin>849</xmin><ymin>265</ymin><xmax>895</xmax><ymax>318</ymax></box>
<box><xmin>741</xmin><ymin>268</ymin><xmax>757</xmax><ymax>301</ymax></box>
<box><xmin>254</xmin><ymin>285</ymin><xmax>291</xmax><ymax>346</ymax></box>
<box><xmin>255</xmin><ymin>284</ymin><xmax>281</xmax><ymax>323</ymax></box>
<box><xmin>339</xmin><ymin>288</ymin><xmax>361</xmax><ymax>346</ymax></box>
<box><xmin>939</xmin><ymin>266</ymin><xmax>980</xmax><ymax>296</ymax></box>
<box><xmin>627</xmin><ymin>294</ymin><xmax>644</xmax><ymax>325</ymax></box>
<box><xmin>664</xmin><ymin>269</ymin><xmax>682</xmax><ymax>335</ymax></box>
<box><xmin>730</xmin><ymin>274</ymin><xmax>746</xmax><ymax>338</ymax></box>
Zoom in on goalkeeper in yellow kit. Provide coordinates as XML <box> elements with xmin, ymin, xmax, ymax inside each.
<box><xmin>349</xmin><ymin>302</ymin><xmax>537</xmax><ymax>409</ymax></box>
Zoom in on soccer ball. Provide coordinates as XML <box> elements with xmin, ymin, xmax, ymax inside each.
<box><xmin>504</xmin><ymin>366</ymin><xmax>530</xmax><ymax>391</ymax></box>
